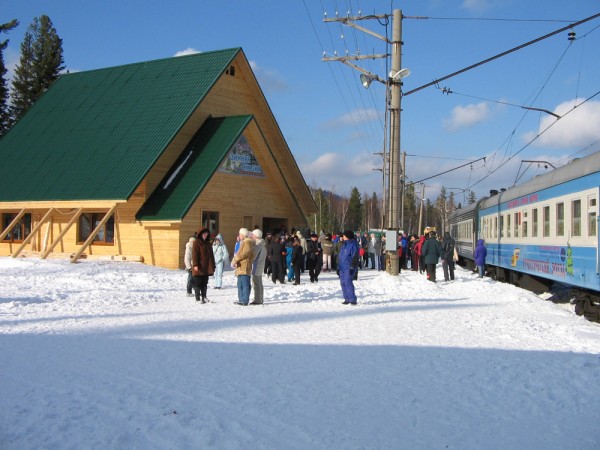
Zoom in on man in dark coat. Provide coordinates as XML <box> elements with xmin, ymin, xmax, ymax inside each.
<box><xmin>305</xmin><ymin>233</ymin><xmax>322</xmax><ymax>282</ymax></box>
<box><xmin>441</xmin><ymin>231</ymin><xmax>456</xmax><ymax>282</ymax></box>
<box><xmin>268</xmin><ymin>235</ymin><xmax>287</xmax><ymax>284</ymax></box>
<box><xmin>420</xmin><ymin>231</ymin><xmax>442</xmax><ymax>282</ymax></box>
<box><xmin>192</xmin><ymin>228</ymin><xmax>216</xmax><ymax>302</ymax></box>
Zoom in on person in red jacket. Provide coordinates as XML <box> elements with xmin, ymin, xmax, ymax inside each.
<box><xmin>414</xmin><ymin>235</ymin><xmax>426</xmax><ymax>275</ymax></box>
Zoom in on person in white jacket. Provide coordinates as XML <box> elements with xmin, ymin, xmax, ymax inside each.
<box><xmin>212</xmin><ymin>233</ymin><xmax>229</xmax><ymax>289</ymax></box>
<box><xmin>184</xmin><ymin>236</ymin><xmax>195</xmax><ymax>296</ymax></box>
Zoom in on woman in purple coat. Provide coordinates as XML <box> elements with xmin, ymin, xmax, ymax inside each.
<box><xmin>473</xmin><ymin>239</ymin><xmax>487</xmax><ymax>278</ymax></box>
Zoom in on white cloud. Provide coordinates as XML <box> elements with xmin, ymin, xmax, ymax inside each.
<box><xmin>443</xmin><ymin>102</ymin><xmax>490</xmax><ymax>131</ymax></box>
<box><xmin>249</xmin><ymin>60</ymin><xmax>287</xmax><ymax>93</ymax></box>
<box><xmin>322</xmin><ymin>108</ymin><xmax>380</xmax><ymax>130</ymax></box>
<box><xmin>461</xmin><ymin>0</ymin><xmax>495</xmax><ymax>13</ymax></box>
<box><xmin>174</xmin><ymin>48</ymin><xmax>200</xmax><ymax>57</ymax></box>
<box><xmin>524</xmin><ymin>99</ymin><xmax>600</xmax><ymax>148</ymax></box>
<box><xmin>300</xmin><ymin>151</ymin><xmax>382</xmax><ymax>194</ymax></box>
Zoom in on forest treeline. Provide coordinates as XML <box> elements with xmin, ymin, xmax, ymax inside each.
<box><xmin>306</xmin><ymin>184</ymin><xmax>477</xmax><ymax>236</ymax></box>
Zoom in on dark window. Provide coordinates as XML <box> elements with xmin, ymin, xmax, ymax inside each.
<box><xmin>201</xmin><ymin>211</ymin><xmax>219</xmax><ymax>237</ymax></box>
<box><xmin>543</xmin><ymin>206</ymin><xmax>550</xmax><ymax>237</ymax></box>
<box><xmin>556</xmin><ymin>203</ymin><xmax>564</xmax><ymax>236</ymax></box>
<box><xmin>2</xmin><ymin>213</ymin><xmax>32</xmax><ymax>242</ymax></box>
<box><xmin>572</xmin><ymin>199</ymin><xmax>581</xmax><ymax>237</ymax></box>
<box><xmin>78</xmin><ymin>213</ymin><xmax>114</xmax><ymax>244</ymax></box>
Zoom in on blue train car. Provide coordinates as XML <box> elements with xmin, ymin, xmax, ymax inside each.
<box><xmin>450</xmin><ymin>151</ymin><xmax>600</xmax><ymax>296</ymax></box>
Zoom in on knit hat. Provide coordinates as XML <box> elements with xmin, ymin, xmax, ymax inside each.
<box><xmin>239</xmin><ymin>227</ymin><xmax>249</xmax><ymax>237</ymax></box>
<box><xmin>343</xmin><ymin>230</ymin><xmax>355</xmax><ymax>240</ymax></box>
<box><xmin>252</xmin><ymin>229</ymin><xmax>263</xmax><ymax>239</ymax></box>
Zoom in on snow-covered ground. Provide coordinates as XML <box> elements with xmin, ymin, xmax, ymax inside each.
<box><xmin>1</xmin><ymin>256</ymin><xmax>599</xmax><ymax>449</ymax></box>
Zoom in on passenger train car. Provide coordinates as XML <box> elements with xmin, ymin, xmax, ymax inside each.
<box><xmin>448</xmin><ymin>151</ymin><xmax>600</xmax><ymax>321</ymax></box>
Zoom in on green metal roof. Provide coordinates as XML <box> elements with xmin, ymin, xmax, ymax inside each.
<box><xmin>136</xmin><ymin>115</ymin><xmax>253</xmax><ymax>221</ymax></box>
<box><xmin>0</xmin><ymin>48</ymin><xmax>241</xmax><ymax>202</ymax></box>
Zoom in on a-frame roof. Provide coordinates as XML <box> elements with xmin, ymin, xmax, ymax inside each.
<box><xmin>136</xmin><ymin>115</ymin><xmax>253</xmax><ymax>221</ymax></box>
<box><xmin>0</xmin><ymin>48</ymin><xmax>241</xmax><ymax>202</ymax></box>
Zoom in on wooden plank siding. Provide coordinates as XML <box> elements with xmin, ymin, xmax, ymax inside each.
<box><xmin>0</xmin><ymin>50</ymin><xmax>316</xmax><ymax>269</ymax></box>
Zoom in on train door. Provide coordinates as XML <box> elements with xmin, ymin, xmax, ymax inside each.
<box><xmin>591</xmin><ymin>192</ymin><xmax>599</xmax><ymax>275</ymax></box>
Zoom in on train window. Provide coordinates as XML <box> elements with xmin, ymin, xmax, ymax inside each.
<box><xmin>543</xmin><ymin>206</ymin><xmax>550</xmax><ymax>237</ymax></box>
<box><xmin>572</xmin><ymin>199</ymin><xmax>581</xmax><ymax>237</ymax></box>
<box><xmin>499</xmin><ymin>215</ymin><xmax>504</xmax><ymax>237</ymax></box>
<box><xmin>522</xmin><ymin>218</ymin><xmax>528</xmax><ymax>237</ymax></box>
<box><xmin>532</xmin><ymin>208</ymin><xmax>538</xmax><ymax>237</ymax></box>
<box><xmin>589</xmin><ymin>197</ymin><xmax>597</xmax><ymax>237</ymax></box>
<box><xmin>507</xmin><ymin>214</ymin><xmax>511</xmax><ymax>237</ymax></box>
<box><xmin>494</xmin><ymin>216</ymin><xmax>498</xmax><ymax>238</ymax></box>
<box><xmin>556</xmin><ymin>202</ymin><xmax>564</xmax><ymax>236</ymax></box>
<box><xmin>514</xmin><ymin>213</ymin><xmax>519</xmax><ymax>238</ymax></box>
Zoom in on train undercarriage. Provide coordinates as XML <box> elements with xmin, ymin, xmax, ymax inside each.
<box><xmin>457</xmin><ymin>257</ymin><xmax>600</xmax><ymax>323</ymax></box>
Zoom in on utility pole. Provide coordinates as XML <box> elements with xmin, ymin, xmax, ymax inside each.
<box><xmin>323</xmin><ymin>9</ymin><xmax>407</xmax><ymax>275</ymax></box>
<box><xmin>388</xmin><ymin>9</ymin><xmax>402</xmax><ymax>232</ymax></box>
<box><xmin>418</xmin><ymin>183</ymin><xmax>425</xmax><ymax>236</ymax></box>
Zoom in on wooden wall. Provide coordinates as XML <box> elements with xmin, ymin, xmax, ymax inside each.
<box><xmin>0</xmin><ymin>51</ymin><xmax>314</xmax><ymax>270</ymax></box>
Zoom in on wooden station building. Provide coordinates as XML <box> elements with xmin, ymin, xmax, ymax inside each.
<box><xmin>0</xmin><ymin>48</ymin><xmax>316</xmax><ymax>269</ymax></box>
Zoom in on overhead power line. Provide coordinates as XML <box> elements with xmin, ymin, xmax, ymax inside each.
<box><xmin>403</xmin><ymin>11</ymin><xmax>600</xmax><ymax>97</ymax></box>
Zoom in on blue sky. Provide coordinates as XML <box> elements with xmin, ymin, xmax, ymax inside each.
<box><xmin>3</xmin><ymin>0</ymin><xmax>600</xmax><ymax>204</ymax></box>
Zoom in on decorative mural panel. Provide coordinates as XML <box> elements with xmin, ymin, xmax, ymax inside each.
<box><xmin>218</xmin><ymin>135</ymin><xmax>264</xmax><ymax>177</ymax></box>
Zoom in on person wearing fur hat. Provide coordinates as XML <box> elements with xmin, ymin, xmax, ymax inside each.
<box><xmin>338</xmin><ymin>230</ymin><xmax>360</xmax><ymax>304</ymax></box>
<box><xmin>306</xmin><ymin>233</ymin><xmax>322</xmax><ymax>283</ymax></box>
<box><xmin>184</xmin><ymin>235</ymin><xmax>196</xmax><ymax>296</ymax></box>
<box><xmin>231</xmin><ymin>228</ymin><xmax>255</xmax><ymax>305</ymax></box>
<box><xmin>192</xmin><ymin>228</ymin><xmax>216</xmax><ymax>303</ymax></box>
<box><xmin>250</xmin><ymin>229</ymin><xmax>267</xmax><ymax>305</ymax></box>
<box><xmin>212</xmin><ymin>233</ymin><xmax>229</xmax><ymax>289</ymax></box>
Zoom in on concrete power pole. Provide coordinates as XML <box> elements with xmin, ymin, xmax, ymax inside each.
<box><xmin>323</xmin><ymin>9</ymin><xmax>405</xmax><ymax>275</ymax></box>
<box><xmin>387</xmin><ymin>9</ymin><xmax>402</xmax><ymax>232</ymax></box>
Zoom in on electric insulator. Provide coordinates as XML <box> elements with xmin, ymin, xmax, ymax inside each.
<box><xmin>568</xmin><ymin>30</ymin><xmax>576</xmax><ymax>41</ymax></box>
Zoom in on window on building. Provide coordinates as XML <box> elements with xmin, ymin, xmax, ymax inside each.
<box><xmin>572</xmin><ymin>199</ymin><xmax>581</xmax><ymax>237</ymax></box>
<box><xmin>2</xmin><ymin>213</ymin><xmax>31</xmax><ymax>242</ymax></box>
<box><xmin>532</xmin><ymin>208</ymin><xmax>538</xmax><ymax>237</ymax></box>
<box><xmin>543</xmin><ymin>206</ymin><xmax>550</xmax><ymax>237</ymax></box>
<box><xmin>589</xmin><ymin>197</ymin><xmax>597</xmax><ymax>237</ymax></box>
<box><xmin>202</xmin><ymin>211</ymin><xmax>219</xmax><ymax>236</ymax></box>
<box><xmin>556</xmin><ymin>202</ymin><xmax>564</xmax><ymax>236</ymax></box>
<box><xmin>79</xmin><ymin>213</ymin><xmax>114</xmax><ymax>244</ymax></box>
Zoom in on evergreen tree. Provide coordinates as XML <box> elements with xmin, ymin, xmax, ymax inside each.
<box><xmin>0</xmin><ymin>19</ymin><xmax>18</xmax><ymax>137</ymax></box>
<box><xmin>468</xmin><ymin>190</ymin><xmax>477</xmax><ymax>205</ymax></box>
<box><xmin>346</xmin><ymin>187</ymin><xmax>363</xmax><ymax>231</ymax></box>
<box><xmin>309</xmin><ymin>187</ymin><xmax>335</xmax><ymax>234</ymax></box>
<box><xmin>10</xmin><ymin>15</ymin><xmax>64</xmax><ymax>123</ymax></box>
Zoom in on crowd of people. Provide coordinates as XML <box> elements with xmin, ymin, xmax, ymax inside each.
<box><xmin>184</xmin><ymin>225</ymin><xmax>487</xmax><ymax>305</ymax></box>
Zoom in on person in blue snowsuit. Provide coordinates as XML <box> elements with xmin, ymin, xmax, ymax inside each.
<box><xmin>473</xmin><ymin>239</ymin><xmax>487</xmax><ymax>278</ymax></box>
<box><xmin>338</xmin><ymin>230</ymin><xmax>360</xmax><ymax>305</ymax></box>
